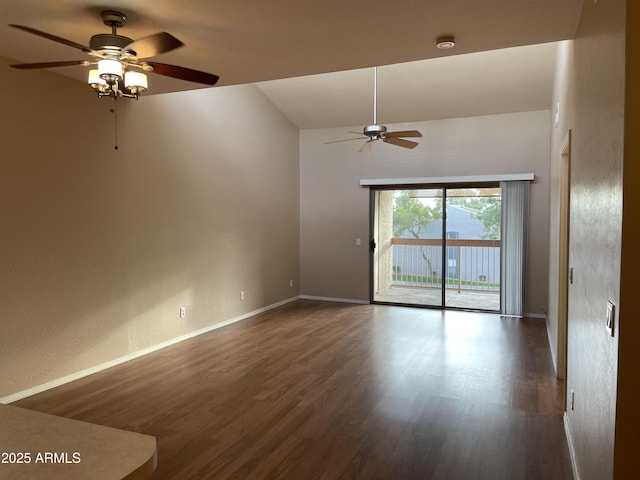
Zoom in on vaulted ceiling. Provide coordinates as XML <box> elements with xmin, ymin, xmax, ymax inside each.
<box><xmin>0</xmin><ymin>0</ymin><xmax>584</xmax><ymax>127</ymax></box>
<box><xmin>256</xmin><ymin>42</ymin><xmax>559</xmax><ymax>129</ymax></box>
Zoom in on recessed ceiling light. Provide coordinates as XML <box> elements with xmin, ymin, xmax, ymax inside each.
<box><xmin>436</xmin><ymin>36</ymin><xmax>456</xmax><ymax>49</ymax></box>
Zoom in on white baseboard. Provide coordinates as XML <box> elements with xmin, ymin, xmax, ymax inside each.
<box><xmin>564</xmin><ymin>412</ymin><xmax>580</xmax><ymax>480</ymax></box>
<box><xmin>1</xmin><ymin>296</ymin><xmax>545</xmax><ymax>404</ymax></box>
<box><xmin>0</xmin><ymin>296</ymin><xmax>300</xmax><ymax>405</ymax></box>
<box><xmin>300</xmin><ymin>296</ymin><xmax>545</xmax><ymax>316</ymax></box>
<box><xmin>299</xmin><ymin>295</ymin><xmax>370</xmax><ymax>305</ymax></box>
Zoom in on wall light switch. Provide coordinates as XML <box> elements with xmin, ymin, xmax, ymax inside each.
<box><xmin>570</xmin><ymin>389</ymin><xmax>575</xmax><ymax>411</ymax></box>
<box><xmin>606</xmin><ymin>300</ymin><xmax>615</xmax><ymax>337</ymax></box>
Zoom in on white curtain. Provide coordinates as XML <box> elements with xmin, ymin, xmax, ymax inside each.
<box><xmin>500</xmin><ymin>180</ymin><xmax>529</xmax><ymax>316</ymax></box>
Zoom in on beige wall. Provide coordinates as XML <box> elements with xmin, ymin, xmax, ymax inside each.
<box><xmin>549</xmin><ymin>0</ymin><xmax>627</xmax><ymax>479</ymax></box>
<box><xmin>0</xmin><ymin>56</ymin><xmax>300</xmax><ymax>400</ymax></box>
<box><xmin>300</xmin><ymin>110</ymin><xmax>551</xmax><ymax>315</ymax></box>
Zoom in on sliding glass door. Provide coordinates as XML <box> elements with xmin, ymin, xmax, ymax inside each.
<box><xmin>373</xmin><ymin>188</ymin><xmax>444</xmax><ymax>307</ymax></box>
<box><xmin>372</xmin><ymin>186</ymin><xmax>501</xmax><ymax>312</ymax></box>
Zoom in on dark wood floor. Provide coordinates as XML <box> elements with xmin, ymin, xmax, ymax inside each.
<box><xmin>13</xmin><ymin>300</ymin><xmax>573</xmax><ymax>480</ymax></box>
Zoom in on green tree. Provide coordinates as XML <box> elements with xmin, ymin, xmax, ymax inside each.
<box><xmin>392</xmin><ymin>191</ymin><xmax>441</xmax><ymax>238</ymax></box>
<box><xmin>393</xmin><ymin>191</ymin><xmax>441</xmax><ymax>278</ymax></box>
<box><xmin>470</xmin><ymin>197</ymin><xmax>501</xmax><ymax>240</ymax></box>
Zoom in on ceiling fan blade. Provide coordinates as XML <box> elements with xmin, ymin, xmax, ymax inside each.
<box><xmin>385</xmin><ymin>130</ymin><xmax>422</xmax><ymax>138</ymax></box>
<box><xmin>143</xmin><ymin>62</ymin><xmax>219</xmax><ymax>86</ymax></box>
<box><xmin>324</xmin><ymin>136</ymin><xmax>367</xmax><ymax>144</ymax></box>
<box><xmin>9</xmin><ymin>24</ymin><xmax>90</xmax><ymax>52</ymax></box>
<box><xmin>359</xmin><ymin>139</ymin><xmax>376</xmax><ymax>153</ymax></box>
<box><xmin>125</xmin><ymin>32</ymin><xmax>184</xmax><ymax>59</ymax></box>
<box><xmin>10</xmin><ymin>60</ymin><xmax>86</xmax><ymax>70</ymax></box>
<box><xmin>383</xmin><ymin>137</ymin><xmax>419</xmax><ymax>149</ymax></box>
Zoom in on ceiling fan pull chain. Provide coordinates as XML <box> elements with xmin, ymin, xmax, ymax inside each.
<box><xmin>111</xmin><ymin>96</ymin><xmax>119</xmax><ymax>150</ymax></box>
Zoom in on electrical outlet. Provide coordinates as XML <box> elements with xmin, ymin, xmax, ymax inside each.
<box><xmin>289</xmin><ymin>280</ymin><xmax>293</xmax><ymax>287</ymax></box>
<box><xmin>179</xmin><ymin>307</ymin><xmax>186</xmax><ymax>318</ymax></box>
<box><xmin>240</xmin><ymin>291</ymin><xmax>245</xmax><ymax>300</ymax></box>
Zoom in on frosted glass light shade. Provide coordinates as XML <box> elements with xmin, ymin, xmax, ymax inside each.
<box><xmin>124</xmin><ymin>71</ymin><xmax>148</xmax><ymax>91</ymax></box>
<box><xmin>98</xmin><ymin>59</ymin><xmax>123</xmax><ymax>80</ymax></box>
<box><xmin>88</xmin><ymin>69</ymin><xmax>106</xmax><ymax>87</ymax></box>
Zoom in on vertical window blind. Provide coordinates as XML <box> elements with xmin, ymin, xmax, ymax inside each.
<box><xmin>500</xmin><ymin>180</ymin><xmax>530</xmax><ymax>316</ymax></box>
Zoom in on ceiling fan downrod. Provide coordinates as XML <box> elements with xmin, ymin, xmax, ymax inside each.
<box><xmin>362</xmin><ymin>66</ymin><xmax>386</xmax><ymax>140</ymax></box>
<box><xmin>373</xmin><ymin>66</ymin><xmax>377</xmax><ymax>126</ymax></box>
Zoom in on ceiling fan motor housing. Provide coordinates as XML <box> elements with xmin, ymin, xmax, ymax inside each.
<box><xmin>90</xmin><ymin>11</ymin><xmax>134</xmax><ymax>57</ymax></box>
<box><xmin>89</xmin><ymin>34</ymin><xmax>135</xmax><ymax>56</ymax></box>
<box><xmin>364</xmin><ymin>124</ymin><xmax>387</xmax><ymax>139</ymax></box>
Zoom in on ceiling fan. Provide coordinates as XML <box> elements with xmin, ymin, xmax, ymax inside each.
<box><xmin>8</xmin><ymin>10</ymin><xmax>219</xmax><ymax>99</ymax></box>
<box><xmin>326</xmin><ymin>66</ymin><xmax>422</xmax><ymax>153</ymax></box>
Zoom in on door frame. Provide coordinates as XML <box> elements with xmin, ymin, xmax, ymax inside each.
<box><xmin>369</xmin><ymin>183</ymin><xmax>502</xmax><ymax>312</ymax></box>
<box><xmin>557</xmin><ymin>130</ymin><xmax>572</xmax><ymax>382</ymax></box>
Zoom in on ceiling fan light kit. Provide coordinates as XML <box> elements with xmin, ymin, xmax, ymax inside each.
<box><xmin>88</xmin><ymin>62</ymin><xmax>148</xmax><ymax>97</ymax></box>
<box><xmin>85</xmin><ymin>11</ymin><xmax>150</xmax><ymax>99</ymax></box>
<box><xmin>8</xmin><ymin>9</ymin><xmax>220</xmax><ymax>101</ymax></box>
